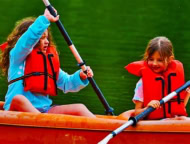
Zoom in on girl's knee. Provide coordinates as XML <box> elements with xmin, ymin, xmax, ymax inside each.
<box><xmin>178</xmin><ymin>116</ymin><xmax>190</xmax><ymax>120</ymax></box>
<box><xmin>11</xmin><ymin>95</ymin><xmax>28</xmax><ymax>106</ymax></box>
<box><xmin>75</xmin><ymin>104</ymin><xmax>95</xmax><ymax>117</ymax></box>
<box><xmin>75</xmin><ymin>104</ymin><xmax>87</xmax><ymax>110</ymax></box>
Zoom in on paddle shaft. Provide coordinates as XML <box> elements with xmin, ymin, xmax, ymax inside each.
<box><xmin>98</xmin><ymin>80</ymin><xmax>190</xmax><ymax>144</ymax></box>
<box><xmin>42</xmin><ymin>0</ymin><xmax>114</xmax><ymax>115</ymax></box>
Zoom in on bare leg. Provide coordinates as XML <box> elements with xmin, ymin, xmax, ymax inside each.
<box><xmin>176</xmin><ymin>116</ymin><xmax>190</xmax><ymax>120</ymax></box>
<box><xmin>9</xmin><ymin>95</ymin><xmax>40</xmax><ymax>113</ymax></box>
<box><xmin>162</xmin><ymin>116</ymin><xmax>190</xmax><ymax>120</ymax></box>
<box><xmin>48</xmin><ymin>103</ymin><xmax>95</xmax><ymax>118</ymax></box>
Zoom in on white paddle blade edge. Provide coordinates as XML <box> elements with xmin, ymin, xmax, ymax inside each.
<box><xmin>98</xmin><ymin>134</ymin><xmax>113</xmax><ymax>144</ymax></box>
<box><xmin>98</xmin><ymin>120</ymin><xmax>134</xmax><ymax>144</ymax></box>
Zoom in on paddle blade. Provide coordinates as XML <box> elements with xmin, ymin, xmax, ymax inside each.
<box><xmin>98</xmin><ymin>134</ymin><xmax>113</xmax><ymax>144</ymax></box>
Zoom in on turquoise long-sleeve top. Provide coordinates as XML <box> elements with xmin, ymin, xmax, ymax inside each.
<box><xmin>4</xmin><ymin>15</ymin><xmax>88</xmax><ymax>111</ymax></box>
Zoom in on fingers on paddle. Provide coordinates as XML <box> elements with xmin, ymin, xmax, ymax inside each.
<box><xmin>148</xmin><ymin>100</ymin><xmax>160</xmax><ymax>109</ymax></box>
<box><xmin>44</xmin><ymin>8</ymin><xmax>59</xmax><ymax>22</ymax></box>
<box><xmin>86</xmin><ymin>66</ymin><xmax>93</xmax><ymax>77</ymax></box>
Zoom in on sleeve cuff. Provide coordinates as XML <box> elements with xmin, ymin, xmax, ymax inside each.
<box><xmin>74</xmin><ymin>70</ymin><xmax>89</xmax><ymax>86</ymax></box>
<box><xmin>39</xmin><ymin>15</ymin><xmax>50</xmax><ymax>26</ymax></box>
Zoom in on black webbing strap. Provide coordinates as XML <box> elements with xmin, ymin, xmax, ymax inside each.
<box><xmin>47</xmin><ymin>54</ymin><xmax>58</xmax><ymax>95</ymax></box>
<box><xmin>167</xmin><ymin>73</ymin><xmax>178</xmax><ymax>113</ymax></box>
<box><xmin>8</xmin><ymin>72</ymin><xmax>54</xmax><ymax>85</ymax></box>
<box><xmin>37</xmin><ymin>51</ymin><xmax>48</xmax><ymax>90</ymax></box>
<box><xmin>156</xmin><ymin>77</ymin><xmax>166</xmax><ymax>118</ymax></box>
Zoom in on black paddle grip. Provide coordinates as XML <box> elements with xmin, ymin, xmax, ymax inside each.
<box><xmin>88</xmin><ymin>77</ymin><xmax>114</xmax><ymax>115</ymax></box>
<box><xmin>176</xmin><ymin>80</ymin><xmax>190</xmax><ymax>93</ymax></box>
<box><xmin>129</xmin><ymin>107</ymin><xmax>155</xmax><ymax>126</ymax></box>
<box><xmin>46</xmin><ymin>5</ymin><xmax>73</xmax><ymax>46</ymax></box>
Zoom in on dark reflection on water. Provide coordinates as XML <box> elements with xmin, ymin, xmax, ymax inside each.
<box><xmin>0</xmin><ymin>0</ymin><xmax>190</xmax><ymax>115</ymax></box>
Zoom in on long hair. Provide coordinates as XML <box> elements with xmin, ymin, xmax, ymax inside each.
<box><xmin>143</xmin><ymin>36</ymin><xmax>174</xmax><ymax>64</ymax></box>
<box><xmin>0</xmin><ymin>17</ymin><xmax>55</xmax><ymax>76</ymax></box>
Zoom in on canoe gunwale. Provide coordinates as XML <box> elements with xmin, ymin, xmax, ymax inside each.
<box><xmin>0</xmin><ymin>110</ymin><xmax>190</xmax><ymax>133</ymax></box>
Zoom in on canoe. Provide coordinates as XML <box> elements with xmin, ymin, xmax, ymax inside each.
<box><xmin>0</xmin><ymin>101</ymin><xmax>189</xmax><ymax>144</ymax></box>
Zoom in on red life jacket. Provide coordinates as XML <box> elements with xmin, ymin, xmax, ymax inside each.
<box><xmin>8</xmin><ymin>46</ymin><xmax>60</xmax><ymax>96</ymax></box>
<box><xmin>125</xmin><ymin>60</ymin><xmax>187</xmax><ymax>120</ymax></box>
<box><xmin>24</xmin><ymin>46</ymin><xmax>60</xmax><ymax>96</ymax></box>
<box><xmin>0</xmin><ymin>42</ymin><xmax>8</xmax><ymax>52</ymax></box>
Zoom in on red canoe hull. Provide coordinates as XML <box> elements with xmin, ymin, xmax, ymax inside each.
<box><xmin>0</xmin><ymin>110</ymin><xmax>190</xmax><ymax>144</ymax></box>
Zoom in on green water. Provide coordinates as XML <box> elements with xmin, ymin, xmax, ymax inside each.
<box><xmin>0</xmin><ymin>0</ymin><xmax>190</xmax><ymax>115</ymax></box>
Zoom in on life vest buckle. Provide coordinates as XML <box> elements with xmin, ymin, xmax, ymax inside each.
<box><xmin>33</xmin><ymin>72</ymin><xmax>41</xmax><ymax>76</ymax></box>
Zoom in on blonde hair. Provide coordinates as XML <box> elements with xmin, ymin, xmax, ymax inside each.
<box><xmin>143</xmin><ymin>36</ymin><xmax>174</xmax><ymax>64</ymax></box>
<box><xmin>0</xmin><ymin>17</ymin><xmax>55</xmax><ymax>76</ymax></box>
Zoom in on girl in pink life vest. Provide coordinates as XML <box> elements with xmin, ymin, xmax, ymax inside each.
<box><xmin>125</xmin><ymin>36</ymin><xmax>190</xmax><ymax>120</ymax></box>
<box><xmin>0</xmin><ymin>9</ymin><xmax>95</xmax><ymax>118</ymax></box>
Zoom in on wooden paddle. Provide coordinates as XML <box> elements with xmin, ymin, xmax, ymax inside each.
<box><xmin>42</xmin><ymin>0</ymin><xmax>114</xmax><ymax>115</ymax></box>
<box><xmin>98</xmin><ymin>80</ymin><xmax>190</xmax><ymax>144</ymax></box>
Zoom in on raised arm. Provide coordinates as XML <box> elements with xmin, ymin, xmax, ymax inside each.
<box><xmin>10</xmin><ymin>9</ymin><xmax>59</xmax><ymax>65</ymax></box>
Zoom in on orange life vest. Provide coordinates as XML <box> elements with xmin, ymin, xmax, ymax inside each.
<box><xmin>8</xmin><ymin>46</ymin><xmax>60</xmax><ymax>96</ymax></box>
<box><xmin>125</xmin><ymin>60</ymin><xmax>187</xmax><ymax>120</ymax></box>
<box><xmin>0</xmin><ymin>42</ymin><xmax>8</xmax><ymax>52</ymax></box>
<box><xmin>24</xmin><ymin>46</ymin><xmax>60</xmax><ymax>96</ymax></box>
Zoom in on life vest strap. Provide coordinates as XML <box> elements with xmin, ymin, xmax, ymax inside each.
<box><xmin>168</xmin><ymin>99</ymin><xmax>184</xmax><ymax>102</ymax></box>
<box><xmin>47</xmin><ymin>54</ymin><xmax>58</xmax><ymax>95</ymax></box>
<box><xmin>8</xmin><ymin>72</ymin><xmax>54</xmax><ymax>85</ymax></box>
<box><xmin>155</xmin><ymin>77</ymin><xmax>166</xmax><ymax>118</ymax></box>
